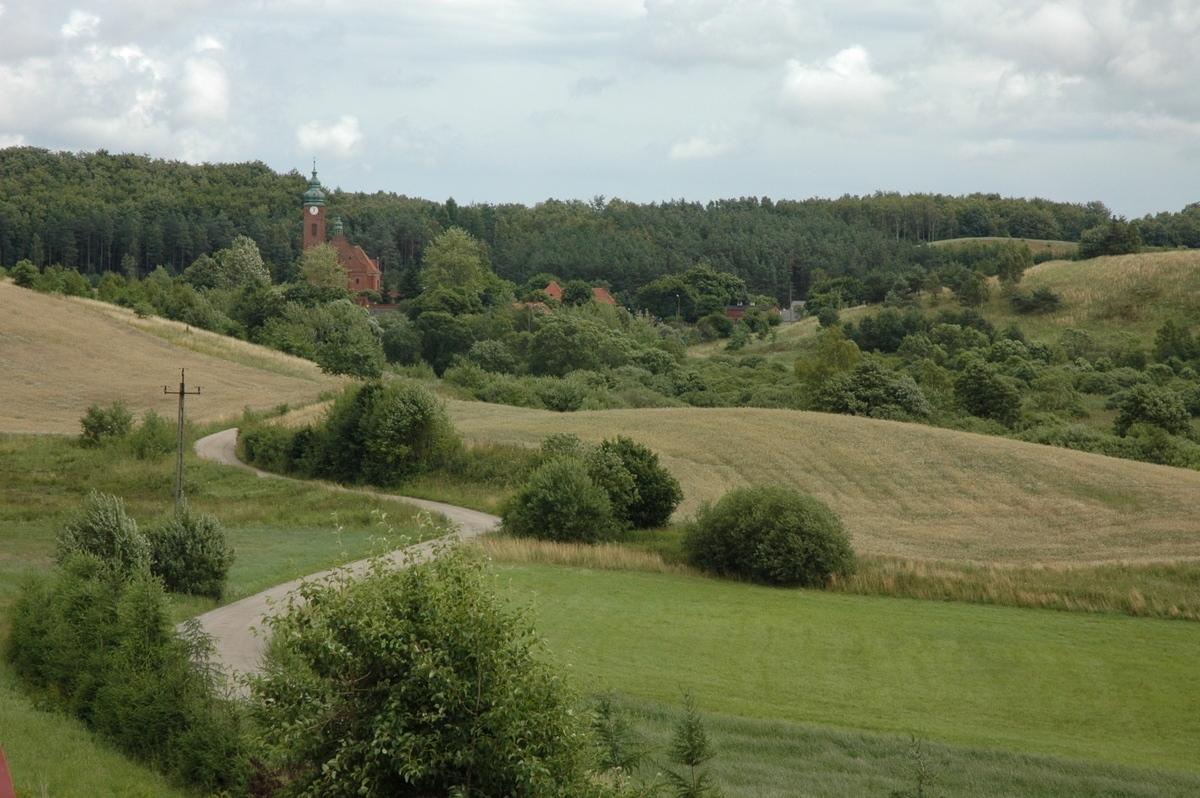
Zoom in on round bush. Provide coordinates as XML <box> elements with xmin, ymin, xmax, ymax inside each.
<box><xmin>1114</xmin><ymin>383</ymin><xmax>1191</xmax><ymax>437</ymax></box>
<box><xmin>147</xmin><ymin>509</ymin><xmax>235</xmax><ymax>599</ymax></box>
<box><xmin>502</xmin><ymin>457</ymin><xmax>618</xmax><ymax>542</ymax></box>
<box><xmin>598</xmin><ymin>436</ymin><xmax>682</xmax><ymax>528</ymax></box>
<box><xmin>250</xmin><ymin>547</ymin><xmax>593</xmax><ymax>795</ymax></box>
<box><xmin>55</xmin><ymin>491</ymin><xmax>150</xmax><ymax>577</ymax></box>
<box><xmin>684</xmin><ymin>486</ymin><xmax>855</xmax><ymax>587</ymax></box>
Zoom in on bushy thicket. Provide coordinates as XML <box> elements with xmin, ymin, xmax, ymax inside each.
<box><xmin>6</xmin><ymin>556</ymin><xmax>248</xmax><ymax>792</ymax></box>
<box><xmin>502</xmin><ymin>434</ymin><xmax>683</xmax><ymax>542</ymax></box>
<box><xmin>55</xmin><ymin>491</ymin><xmax>234</xmax><ymax>599</ymax></box>
<box><xmin>55</xmin><ymin>491</ymin><xmax>150</xmax><ymax>578</ymax></box>
<box><xmin>240</xmin><ymin>379</ymin><xmax>461</xmax><ymax>486</ymax></box>
<box><xmin>684</xmin><ymin>486</ymin><xmax>855</xmax><ymax>587</ymax></box>
<box><xmin>250</xmin><ymin>547</ymin><xmax>596</xmax><ymax>796</ymax></box>
<box><xmin>502</xmin><ymin>457</ymin><xmax>621</xmax><ymax>543</ymax></box>
<box><xmin>79</xmin><ymin>401</ymin><xmax>134</xmax><ymax>447</ymax></box>
<box><xmin>79</xmin><ymin>404</ymin><xmax>178</xmax><ymax>459</ymax></box>
<box><xmin>147</xmin><ymin>509</ymin><xmax>235</xmax><ymax>599</ymax></box>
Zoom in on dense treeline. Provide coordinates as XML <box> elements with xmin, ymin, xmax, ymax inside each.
<box><xmin>4</xmin><ymin>146</ymin><xmax>1178</xmax><ymax>303</ymax></box>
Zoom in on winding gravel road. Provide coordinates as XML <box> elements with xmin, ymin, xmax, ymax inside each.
<box><xmin>190</xmin><ymin>428</ymin><xmax>500</xmax><ymax>683</ymax></box>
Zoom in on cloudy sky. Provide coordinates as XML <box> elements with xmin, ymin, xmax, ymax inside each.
<box><xmin>1</xmin><ymin>1</ymin><xmax>1197</xmax><ymax>216</ymax></box>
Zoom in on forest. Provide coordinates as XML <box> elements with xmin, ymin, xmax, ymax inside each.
<box><xmin>7</xmin><ymin>146</ymin><xmax>1198</xmax><ymax>303</ymax></box>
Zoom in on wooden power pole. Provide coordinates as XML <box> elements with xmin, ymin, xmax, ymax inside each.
<box><xmin>164</xmin><ymin>368</ymin><xmax>201</xmax><ymax>514</ymax></box>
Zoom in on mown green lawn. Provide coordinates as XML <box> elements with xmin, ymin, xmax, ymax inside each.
<box><xmin>615</xmin><ymin>695</ymin><xmax>1200</xmax><ymax>798</ymax></box>
<box><xmin>495</xmin><ymin>564</ymin><xmax>1200</xmax><ymax>776</ymax></box>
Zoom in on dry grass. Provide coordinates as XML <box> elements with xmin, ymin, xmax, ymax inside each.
<box><xmin>1007</xmin><ymin>249</ymin><xmax>1200</xmax><ymax>336</ymax></box>
<box><xmin>475</xmin><ymin>534</ymin><xmax>696</xmax><ymax>576</ymax></box>
<box><xmin>0</xmin><ymin>281</ymin><xmax>342</xmax><ymax>434</ymax></box>
<box><xmin>833</xmin><ymin>556</ymin><xmax>1200</xmax><ymax>620</ymax></box>
<box><xmin>446</xmin><ymin>401</ymin><xmax>1200</xmax><ymax>566</ymax></box>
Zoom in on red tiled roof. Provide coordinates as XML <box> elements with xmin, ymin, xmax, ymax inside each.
<box><xmin>591</xmin><ymin>286</ymin><xmax>616</xmax><ymax>305</ymax></box>
<box><xmin>330</xmin><ymin>234</ymin><xmax>381</xmax><ymax>276</ymax></box>
<box><xmin>543</xmin><ymin>280</ymin><xmax>563</xmax><ymax>301</ymax></box>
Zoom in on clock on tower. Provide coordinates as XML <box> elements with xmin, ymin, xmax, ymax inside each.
<box><xmin>301</xmin><ymin>163</ymin><xmax>326</xmax><ymax>250</ymax></box>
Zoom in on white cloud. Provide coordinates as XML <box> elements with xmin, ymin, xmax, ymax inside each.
<box><xmin>957</xmin><ymin>137</ymin><xmax>1016</xmax><ymax>159</ymax></box>
<box><xmin>296</xmin><ymin>115</ymin><xmax>364</xmax><ymax>157</ymax></box>
<box><xmin>180</xmin><ymin>57</ymin><xmax>229</xmax><ymax>122</ymax></box>
<box><xmin>61</xmin><ymin>9</ymin><xmax>100</xmax><ymax>39</ymax></box>
<box><xmin>669</xmin><ymin>133</ymin><xmax>731</xmax><ymax>160</ymax></box>
<box><xmin>192</xmin><ymin>34</ymin><xmax>223</xmax><ymax>53</ymax></box>
<box><xmin>0</xmin><ymin>133</ymin><xmax>25</xmax><ymax>148</ymax></box>
<box><xmin>780</xmin><ymin>46</ymin><xmax>893</xmax><ymax>124</ymax></box>
<box><xmin>641</xmin><ymin>0</ymin><xmax>827</xmax><ymax>66</ymax></box>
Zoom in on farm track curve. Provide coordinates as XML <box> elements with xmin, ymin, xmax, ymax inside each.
<box><xmin>190</xmin><ymin>428</ymin><xmax>500</xmax><ymax>686</ymax></box>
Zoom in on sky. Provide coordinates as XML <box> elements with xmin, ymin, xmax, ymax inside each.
<box><xmin>1</xmin><ymin>0</ymin><xmax>1197</xmax><ymax>217</ymax></box>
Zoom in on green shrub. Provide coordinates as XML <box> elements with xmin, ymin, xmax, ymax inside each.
<box><xmin>147</xmin><ymin>509</ymin><xmax>234</xmax><ymax>599</ymax></box>
<box><xmin>584</xmin><ymin>446</ymin><xmax>640</xmax><ymax>528</ymax></box>
<box><xmin>598</xmin><ymin>436</ymin><xmax>683</xmax><ymax>528</ymax></box>
<box><xmin>250</xmin><ymin>547</ymin><xmax>594</xmax><ymax>795</ymax></box>
<box><xmin>55</xmin><ymin>491</ymin><xmax>150</xmax><ymax>578</ymax></box>
<box><xmin>953</xmin><ymin>360</ymin><xmax>1021</xmax><ymax>426</ymax></box>
<box><xmin>238</xmin><ymin>421</ymin><xmax>298</xmax><ymax>474</ymax></box>
<box><xmin>537</xmin><ymin>377</ymin><xmax>587</xmax><ymax>412</ymax></box>
<box><xmin>816</xmin><ymin>306</ymin><xmax>840</xmax><ymax>328</ymax></box>
<box><xmin>684</xmin><ymin>485</ymin><xmax>855</xmax><ymax>587</ymax></box>
<box><xmin>79</xmin><ymin>401</ymin><xmax>134</xmax><ymax>447</ymax></box>
<box><xmin>380</xmin><ymin>314</ymin><xmax>423</xmax><ymax>365</ymax></box>
<box><xmin>696</xmin><ymin>312</ymin><xmax>733</xmax><ymax>341</ymax></box>
<box><xmin>1114</xmin><ymin>384</ymin><xmax>1191</xmax><ymax>437</ymax></box>
<box><xmin>814</xmin><ymin>360</ymin><xmax>931</xmax><ymax>419</ymax></box>
<box><xmin>467</xmin><ymin>338</ymin><xmax>518</xmax><ymax>373</ymax></box>
<box><xmin>128</xmin><ymin>410</ymin><xmax>175</xmax><ymax>459</ymax></box>
<box><xmin>502</xmin><ymin>457</ymin><xmax>619</xmax><ymax>542</ymax></box>
<box><xmin>357</xmin><ymin>380</ymin><xmax>462</xmax><ymax>484</ymax></box>
<box><xmin>7</xmin><ymin>557</ymin><xmax>249</xmax><ymax>792</ymax></box>
<box><xmin>1010</xmin><ymin>287</ymin><xmax>1062</xmax><ymax>314</ymax></box>
<box><xmin>10</xmin><ymin>259</ymin><xmax>37</xmax><ymax>287</ymax></box>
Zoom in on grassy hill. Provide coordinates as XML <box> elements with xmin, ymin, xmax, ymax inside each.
<box><xmin>930</xmin><ymin>236</ymin><xmax>1079</xmax><ymax>259</ymax></box>
<box><xmin>447</xmin><ymin>400</ymin><xmax>1200</xmax><ymax>566</ymax></box>
<box><xmin>982</xmin><ymin>249</ymin><xmax>1200</xmax><ymax>347</ymax></box>
<box><xmin>0</xmin><ymin>280</ymin><xmax>341</xmax><ymax>434</ymax></box>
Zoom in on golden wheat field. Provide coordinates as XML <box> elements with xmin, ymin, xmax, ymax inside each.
<box><xmin>0</xmin><ymin>282</ymin><xmax>342</xmax><ymax>434</ymax></box>
<box><xmin>446</xmin><ymin>400</ymin><xmax>1200</xmax><ymax>566</ymax></box>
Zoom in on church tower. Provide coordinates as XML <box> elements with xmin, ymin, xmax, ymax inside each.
<box><xmin>302</xmin><ymin>162</ymin><xmax>326</xmax><ymax>250</ymax></box>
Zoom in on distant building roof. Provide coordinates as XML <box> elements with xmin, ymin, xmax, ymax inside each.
<box><xmin>330</xmin><ymin>233</ymin><xmax>381</xmax><ymax>278</ymax></box>
<box><xmin>542</xmin><ymin>280</ymin><xmax>617</xmax><ymax>306</ymax></box>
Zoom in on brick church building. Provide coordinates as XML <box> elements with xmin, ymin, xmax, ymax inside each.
<box><xmin>302</xmin><ymin>166</ymin><xmax>382</xmax><ymax>295</ymax></box>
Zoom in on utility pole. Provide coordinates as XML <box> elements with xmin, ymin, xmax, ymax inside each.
<box><xmin>164</xmin><ymin>368</ymin><xmax>201</xmax><ymax>515</ymax></box>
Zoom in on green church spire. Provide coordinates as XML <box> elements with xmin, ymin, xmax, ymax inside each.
<box><xmin>303</xmin><ymin>159</ymin><xmax>325</xmax><ymax>207</ymax></box>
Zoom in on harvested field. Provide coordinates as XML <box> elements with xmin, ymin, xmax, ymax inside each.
<box><xmin>447</xmin><ymin>400</ymin><xmax>1200</xmax><ymax>566</ymax></box>
<box><xmin>0</xmin><ymin>281</ymin><xmax>341</xmax><ymax>433</ymax></box>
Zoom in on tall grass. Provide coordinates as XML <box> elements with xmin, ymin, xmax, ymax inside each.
<box><xmin>477</xmin><ymin>535</ymin><xmax>697</xmax><ymax>576</ymax></box>
<box><xmin>831</xmin><ymin>556</ymin><xmax>1200</xmax><ymax>621</ymax></box>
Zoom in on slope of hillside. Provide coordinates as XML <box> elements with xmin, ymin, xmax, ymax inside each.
<box><xmin>0</xmin><ymin>281</ymin><xmax>341</xmax><ymax>434</ymax></box>
<box><xmin>985</xmin><ymin>249</ymin><xmax>1200</xmax><ymax>345</ymax></box>
<box><xmin>446</xmin><ymin>401</ymin><xmax>1200</xmax><ymax>566</ymax></box>
<box><xmin>931</xmin><ymin>236</ymin><xmax>1079</xmax><ymax>258</ymax></box>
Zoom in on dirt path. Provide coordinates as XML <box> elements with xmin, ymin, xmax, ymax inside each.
<box><xmin>191</xmin><ymin>428</ymin><xmax>500</xmax><ymax>684</ymax></box>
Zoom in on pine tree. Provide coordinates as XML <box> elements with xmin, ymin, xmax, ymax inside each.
<box><xmin>665</xmin><ymin>693</ymin><xmax>719</xmax><ymax>798</ymax></box>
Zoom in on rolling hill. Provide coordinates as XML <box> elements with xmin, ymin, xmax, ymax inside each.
<box><xmin>446</xmin><ymin>400</ymin><xmax>1200</xmax><ymax>566</ymax></box>
<box><xmin>0</xmin><ymin>281</ymin><xmax>342</xmax><ymax>434</ymax></box>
